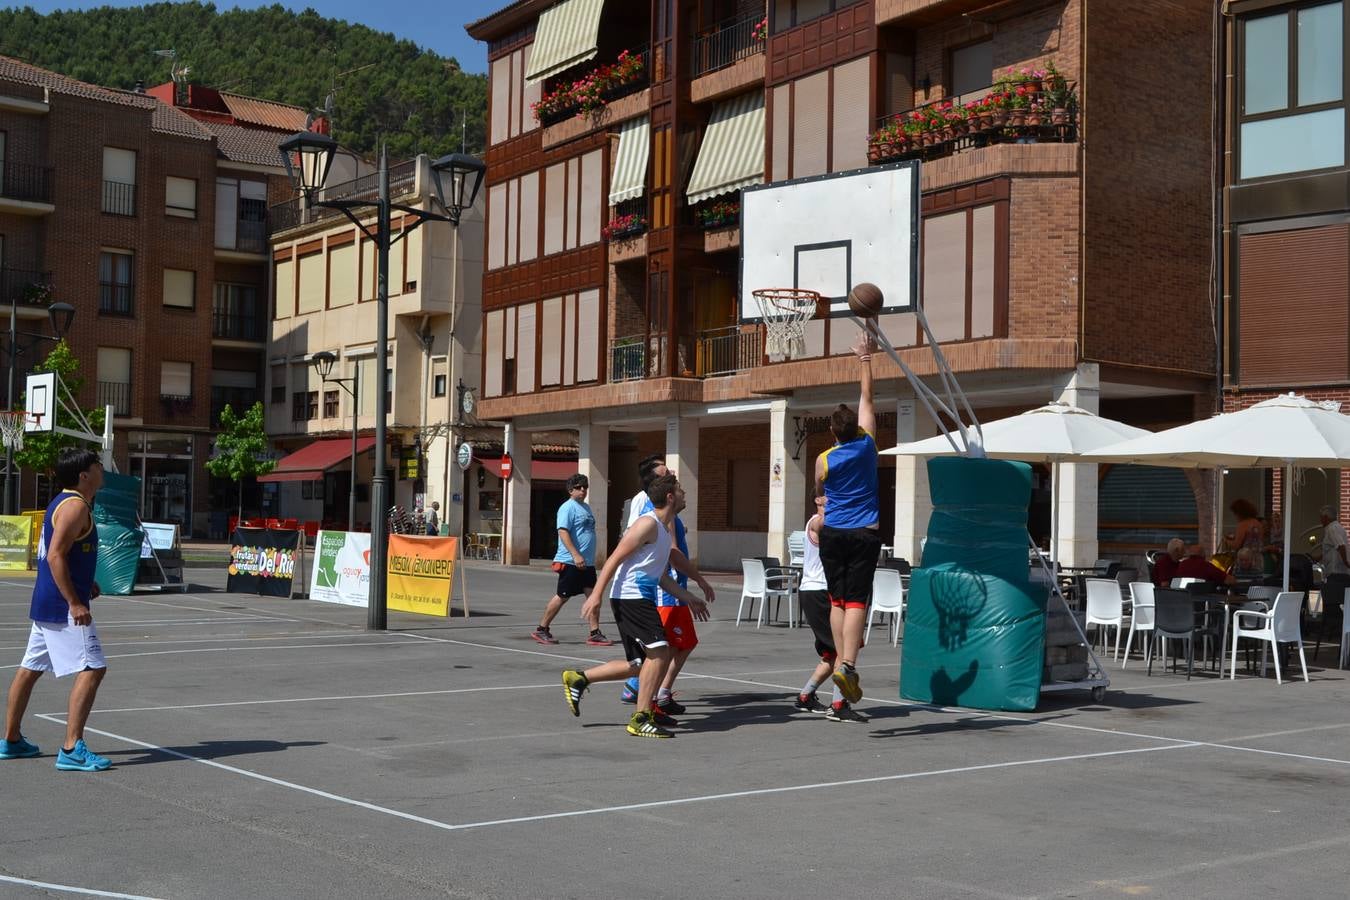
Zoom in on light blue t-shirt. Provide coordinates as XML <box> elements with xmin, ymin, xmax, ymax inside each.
<box><xmin>554</xmin><ymin>498</ymin><xmax>596</xmax><ymax>566</ymax></box>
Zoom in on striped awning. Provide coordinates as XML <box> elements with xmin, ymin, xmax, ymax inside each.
<box><xmin>608</xmin><ymin>116</ymin><xmax>650</xmax><ymax>204</ymax></box>
<box><xmin>685</xmin><ymin>91</ymin><xmax>766</xmax><ymax>204</ymax></box>
<box><xmin>525</xmin><ymin>0</ymin><xmax>606</xmax><ymax>85</ymax></box>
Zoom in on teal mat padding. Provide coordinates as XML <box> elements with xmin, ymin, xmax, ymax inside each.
<box><xmin>899</xmin><ymin>457</ymin><xmax>1048</xmax><ymax>711</ymax></box>
<box><xmin>94</xmin><ymin>471</ymin><xmax>144</xmax><ymax>596</ymax></box>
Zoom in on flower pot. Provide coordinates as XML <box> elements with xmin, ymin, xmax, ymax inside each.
<box><xmin>989</xmin><ymin>109</ymin><xmax>1008</xmax><ymax>129</ymax></box>
<box><xmin>1022</xmin><ymin>78</ymin><xmax>1042</xmax><ymax>93</ymax></box>
<box><xmin>1025</xmin><ymin>110</ymin><xmax>1043</xmax><ymax>127</ymax></box>
<box><xmin>1008</xmin><ymin>110</ymin><xmax>1026</xmax><ymax>127</ymax></box>
<box><xmin>1051</xmin><ymin>108</ymin><xmax>1070</xmax><ymax>126</ymax></box>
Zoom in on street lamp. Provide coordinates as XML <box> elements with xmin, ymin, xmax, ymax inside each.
<box><xmin>280</xmin><ymin>131</ymin><xmax>484</xmax><ymax>630</ymax></box>
<box><xmin>4</xmin><ymin>299</ymin><xmax>76</xmax><ymax>514</ymax></box>
<box><xmin>311</xmin><ymin>350</ymin><xmax>358</xmax><ymax>532</ymax></box>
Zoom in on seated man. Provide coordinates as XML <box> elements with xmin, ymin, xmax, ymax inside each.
<box><xmin>1229</xmin><ymin>546</ymin><xmax>1265</xmax><ymax>580</ymax></box>
<box><xmin>1173</xmin><ymin>544</ymin><xmax>1236</xmax><ymax>587</ymax></box>
<box><xmin>1152</xmin><ymin>538</ymin><xmax>1185</xmax><ymax>587</ymax></box>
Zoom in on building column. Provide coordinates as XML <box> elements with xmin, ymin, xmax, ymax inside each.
<box><xmin>578</xmin><ymin>421</ymin><xmax>610</xmax><ymax>566</ymax></box>
<box><xmin>1054</xmin><ymin>363</ymin><xmax>1100</xmax><ymax>567</ymax></box>
<box><xmin>893</xmin><ymin>397</ymin><xmax>933</xmax><ymax>565</ymax></box>
<box><xmin>503</xmin><ymin>423</ymin><xmax>532</xmax><ymax>565</ymax></box>
<box><xmin>666</xmin><ymin>415</ymin><xmax>699</xmax><ymax>564</ymax></box>
<box><xmin>768</xmin><ymin>400</ymin><xmax>808</xmax><ymax>561</ymax></box>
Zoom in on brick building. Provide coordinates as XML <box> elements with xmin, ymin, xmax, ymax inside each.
<box><xmin>1219</xmin><ymin>0</ymin><xmax>1349</xmax><ymax>546</ymax></box>
<box><xmin>0</xmin><ymin>57</ymin><xmax>298</xmax><ymax>536</ymax></box>
<box><xmin>466</xmin><ymin>0</ymin><xmax>1217</xmax><ymax>568</ymax></box>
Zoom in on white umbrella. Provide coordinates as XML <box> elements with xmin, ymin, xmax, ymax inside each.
<box><xmin>882</xmin><ymin>401</ymin><xmax>1150</xmax><ymax>565</ymax></box>
<box><xmin>1084</xmin><ymin>393</ymin><xmax>1350</xmax><ymax>590</ymax></box>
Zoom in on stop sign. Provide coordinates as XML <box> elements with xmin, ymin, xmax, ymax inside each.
<box><xmin>500</xmin><ymin>453</ymin><xmax>513</xmax><ymax>479</ymax></box>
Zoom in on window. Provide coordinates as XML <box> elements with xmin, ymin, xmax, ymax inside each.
<box><xmin>270</xmin><ymin>364</ymin><xmax>286</xmax><ymax>405</ymax></box>
<box><xmin>323</xmin><ymin>389</ymin><xmax>339</xmax><ymax>418</ymax></box>
<box><xmin>160</xmin><ymin>361</ymin><xmax>192</xmax><ymax>399</ymax></box>
<box><xmin>214</xmin><ymin>283</ymin><xmax>261</xmax><ymax>340</ymax></box>
<box><xmin>1239</xmin><ymin>2</ymin><xmax>1345</xmax><ymax>179</ymax></box>
<box><xmin>99</xmin><ymin>250</ymin><xmax>134</xmax><ymax>315</ymax></box>
<box><xmin>951</xmin><ymin>41</ymin><xmax>993</xmax><ymax>97</ymax></box>
<box><xmin>433</xmin><ymin>374</ymin><xmax>447</xmax><ymax>397</ymax></box>
<box><xmin>292</xmin><ymin>390</ymin><xmax>318</xmax><ymax>421</ymax></box>
<box><xmin>96</xmin><ymin>347</ymin><xmax>132</xmax><ymax>416</ymax></box>
<box><xmin>432</xmin><ymin>357</ymin><xmax>448</xmax><ymax>397</ymax></box>
<box><xmin>162</xmin><ymin>268</ymin><xmax>195</xmax><ymax>309</ymax></box>
<box><xmin>165</xmin><ymin>176</ymin><xmax>196</xmax><ymax>218</ymax></box>
<box><xmin>102</xmin><ymin>147</ymin><xmax>136</xmax><ymax>215</ymax></box>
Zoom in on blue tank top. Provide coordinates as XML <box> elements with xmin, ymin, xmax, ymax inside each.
<box><xmin>822</xmin><ymin>431</ymin><xmax>880</xmax><ymax>530</ymax></box>
<box><xmin>30</xmin><ymin>491</ymin><xmax>99</xmax><ymax>624</ymax></box>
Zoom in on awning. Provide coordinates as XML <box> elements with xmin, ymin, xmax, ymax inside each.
<box><xmin>685</xmin><ymin>91</ymin><xmax>765</xmax><ymax>204</ymax></box>
<box><xmin>525</xmin><ymin>0</ymin><xmax>606</xmax><ymax>85</ymax></box>
<box><xmin>258</xmin><ymin>436</ymin><xmax>376</xmax><ymax>482</ymax></box>
<box><xmin>477</xmin><ymin>457</ymin><xmax>578</xmax><ymax>481</ymax></box>
<box><xmin>608</xmin><ymin>115</ymin><xmax>651</xmax><ymax>204</ymax></box>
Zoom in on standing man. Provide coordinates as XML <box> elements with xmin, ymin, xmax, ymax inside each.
<box><xmin>794</xmin><ymin>497</ymin><xmax>864</xmax><ymax>722</ymax></box>
<box><xmin>561</xmin><ymin>474</ymin><xmax>708</xmax><ymax>738</ymax></box>
<box><xmin>815</xmin><ymin>331</ymin><xmax>881</xmax><ymax>709</ymax></box>
<box><xmin>1</xmin><ymin>449</ymin><xmax>110</xmax><ymax>771</ymax></box>
<box><xmin>533</xmin><ymin>474</ymin><xmax>611</xmax><ymax>646</ymax></box>
<box><xmin>425</xmin><ymin>501</ymin><xmax>440</xmax><ymax>536</ymax></box>
<box><xmin>1318</xmin><ymin>505</ymin><xmax>1350</xmax><ymax>635</ymax></box>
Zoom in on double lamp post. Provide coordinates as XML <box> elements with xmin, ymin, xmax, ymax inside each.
<box><xmin>278</xmin><ymin>131</ymin><xmax>484</xmax><ymax>631</ymax></box>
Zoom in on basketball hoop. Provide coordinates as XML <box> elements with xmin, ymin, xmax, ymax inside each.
<box><xmin>0</xmin><ymin>410</ymin><xmax>31</xmax><ymax>451</ymax></box>
<box><xmin>753</xmin><ymin>288</ymin><xmax>822</xmax><ymax>362</ymax></box>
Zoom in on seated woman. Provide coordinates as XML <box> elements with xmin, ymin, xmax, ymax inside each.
<box><xmin>1229</xmin><ymin>546</ymin><xmax>1265</xmax><ymax>581</ymax></box>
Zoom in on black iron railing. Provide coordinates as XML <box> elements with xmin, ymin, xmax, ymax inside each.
<box><xmin>98</xmin><ymin>281</ymin><xmax>133</xmax><ymax>316</ymax></box>
<box><xmin>0</xmin><ymin>267</ymin><xmax>54</xmax><ymax>307</ymax></box>
<box><xmin>212</xmin><ymin>309</ymin><xmax>264</xmax><ymax>341</ymax></box>
<box><xmin>97</xmin><ymin>381</ymin><xmax>131</xmax><ymax>416</ymax></box>
<box><xmin>610</xmin><ymin>336</ymin><xmax>647</xmax><ymax>382</ymax></box>
<box><xmin>691</xmin><ymin>12</ymin><xmax>764</xmax><ymax>78</ymax></box>
<box><xmin>269</xmin><ymin>160</ymin><xmax>417</xmax><ymax>232</ymax></box>
<box><xmin>236</xmin><ymin>220</ymin><xmax>268</xmax><ymax>253</ymax></box>
<box><xmin>102</xmin><ymin>180</ymin><xmax>136</xmax><ymax>216</ymax></box>
<box><xmin>0</xmin><ymin>162</ymin><xmax>54</xmax><ymax>204</ymax></box>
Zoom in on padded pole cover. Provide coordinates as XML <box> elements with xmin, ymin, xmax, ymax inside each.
<box><xmin>93</xmin><ymin>471</ymin><xmax>145</xmax><ymax>596</ymax></box>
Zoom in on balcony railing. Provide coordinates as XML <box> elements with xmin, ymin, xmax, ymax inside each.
<box><xmin>610</xmin><ymin>336</ymin><xmax>647</xmax><ymax>382</ymax></box>
<box><xmin>102</xmin><ymin>180</ymin><xmax>136</xmax><ymax>216</ymax></box>
<box><xmin>212</xmin><ymin>309</ymin><xmax>264</xmax><ymax>341</ymax></box>
<box><xmin>97</xmin><ymin>381</ymin><xmax>131</xmax><ymax>416</ymax></box>
<box><xmin>695</xmin><ymin>325</ymin><xmax>763</xmax><ymax>377</ymax></box>
<box><xmin>236</xmin><ymin>220</ymin><xmax>267</xmax><ymax>254</ymax></box>
<box><xmin>98</xmin><ymin>282</ymin><xmax>134</xmax><ymax>316</ymax></box>
<box><xmin>603</xmin><ymin>197</ymin><xmax>648</xmax><ymax>241</ymax></box>
<box><xmin>0</xmin><ymin>162</ymin><xmax>54</xmax><ymax>204</ymax></box>
<box><xmin>535</xmin><ymin>45</ymin><xmax>650</xmax><ymax>127</ymax></box>
<box><xmin>160</xmin><ymin>394</ymin><xmax>194</xmax><ymax>415</ymax></box>
<box><xmin>868</xmin><ymin>81</ymin><xmax>1079</xmax><ymax>167</ymax></box>
<box><xmin>269</xmin><ymin>159</ymin><xmax>417</xmax><ymax>231</ymax></box>
<box><xmin>0</xmin><ymin>267</ymin><xmax>54</xmax><ymax>307</ymax></box>
<box><xmin>691</xmin><ymin>12</ymin><xmax>765</xmax><ymax>79</ymax></box>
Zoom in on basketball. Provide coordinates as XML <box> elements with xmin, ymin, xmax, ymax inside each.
<box><xmin>847</xmin><ymin>282</ymin><xmax>884</xmax><ymax>318</ymax></box>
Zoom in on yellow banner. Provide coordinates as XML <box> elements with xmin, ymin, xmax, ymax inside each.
<box><xmin>0</xmin><ymin>515</ymin><xmax>34</xmax><ymax>571</ymax></box>
<box><xmin>386</xmin><ymin>535</ymin><xmax>459</xmax><ymax>617</ymax></box>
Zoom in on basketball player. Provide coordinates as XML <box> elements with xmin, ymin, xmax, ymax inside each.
<box><xmin>794</xmin><ymin>496</ymin><xmax>866</xmax><ymax>722</ymax></box>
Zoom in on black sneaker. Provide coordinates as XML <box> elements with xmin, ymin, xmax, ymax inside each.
<box><xmin>650</xmin><ymin>706</ymin><xmax>680</xmax><ymax>728</ymax></box>
<box><xmin>627</xmin><ymin>710</ymin><xmax>673</xmax><ymax>739</ymax></box>
<box><xmin>793</xmin><ymin>692</ymin><xmax>830</xmax><ymax>714</ymax></box>
<box><xmin>532</xmin><ymin>627</ymin><xmax>559</xmax><ymax>645</ymax></box>
<box><xmin>826</xmin><ymin>703</ymin><xmax>870</xmax><ymax>724</ymax></box>
<box><xmin>562</xmin><ymin>670</ymin><xmax>588</xmax><ymax>716</ymax></box>
<box><xmin>655</xmin><ymin>696</ymin><xmax>686</xmax><ymax>715</ymax></box>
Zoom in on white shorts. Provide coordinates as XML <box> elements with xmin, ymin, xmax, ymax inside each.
<box><xmin>20</xmin><ymin>617</ymin><xmax>107</xmax><ymax>678</ymax></box>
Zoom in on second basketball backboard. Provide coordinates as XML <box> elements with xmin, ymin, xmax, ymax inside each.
<box><xmin>24</xmin><ymin>371</ymin><xmax>54</xmax><ymax>432</ymax></box>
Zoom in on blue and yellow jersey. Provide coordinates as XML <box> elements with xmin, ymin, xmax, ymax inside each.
<box><xmin>821</xmin><ymin>431</ymin><xmax>879</xmax><ymax>529</ymax></box>
<box><xmin>30</xmin><ymin>490</ymin><xmax>99</xmax><ymax>623</ymax></box>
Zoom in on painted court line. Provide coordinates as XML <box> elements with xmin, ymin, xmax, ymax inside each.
<box><xmin>0</xmin><ymin>631</ymin><xmax>371</xmax><ymax>653</ymax></box>
<box><xmin>0</xmin><ymin>639</ymin><xmax>418</xmax><ymax>670</ymax></box>
<box><xmin>0</xmin><ymin>874</ymin><xmax>162</xmax><ymax>899</ymax></box>
<box><xmin>82</xmin><ymin>682</ymin><xmax>562</xmax><ymax>714</ymax></box>
<box><xmin>34</xmin><ymin>715</ymin><xmax>1199</xmax><ymax>835</ymax></box>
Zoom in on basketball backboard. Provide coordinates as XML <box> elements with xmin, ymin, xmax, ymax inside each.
<box><xmin>24</xmin><ymin>371</ymin><xmax>54</xmax><ymax>432</ymax></box>
<box><xmin>740</xmin><ymin>161</ymin><xmax>920</xmax><ymax>321</ymax></box>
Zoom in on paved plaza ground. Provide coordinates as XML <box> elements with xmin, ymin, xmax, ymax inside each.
<box><xmin>2</xmin><ymin>562</ymin><xmax>1350</xmax><ymax>899</ymax></box>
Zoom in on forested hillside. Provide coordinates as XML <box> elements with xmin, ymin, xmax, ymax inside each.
<box><xmin>0</xmin><ymin>2</ymin><xmax>487</xmax><ymax>159</ymax></box>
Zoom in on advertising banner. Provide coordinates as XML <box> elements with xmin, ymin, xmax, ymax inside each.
<box><xmin>0</xmin><ymin>515</ymin><xmax>33</xmax><ymax>571</ymax></box>
<box><xmin>309</xmin><ymin>530</ymin><xmax>372</xmax><ymax>607</ymax></box>
<box><xmin>227</xmin><ymin>527</ymin><xmax>301</xmax><ymax>597</ymax></box>
<box><xmin>387</xmin><ymin>535</ymin><xmax>460</xmax><ymax>618</ymax></box>
<box><xmin>140</xmin><ymin>522</ymin><xmax>180</xmax><ymax>558</ymax></box>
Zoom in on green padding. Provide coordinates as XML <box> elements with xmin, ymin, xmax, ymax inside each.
<box><xmin>94</xmin><ymin>471</ymin><xmax>144</xmax><ymax>596</ymax></box>
<box><xmin>900</xmin><ymin>457</ymin><xmax>1048</xmax><ymax>711</ymax></box>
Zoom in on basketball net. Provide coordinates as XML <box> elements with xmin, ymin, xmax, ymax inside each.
<box><xmin>753</xmin><ymin>288</ymin><xmax>821</xmax><ymax>362</ymax></box>
<box><xmin>0</xmin><ymin>410</ymin><xmax>30</xmax><ymax>452</ymax></box>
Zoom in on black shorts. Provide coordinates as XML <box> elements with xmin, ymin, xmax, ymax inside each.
<box><xmin>611</xmin><ymin>598</ymin><xmax>668</xmax><ymax>665</ymax></box>
<box><xmin>799</xmin><ymin>589</ymin><xmax>836</xmax><ymax>662</ymax></box>
<box><xmin>819</xmin><ymin>525</ymin><xmax>882</xmax><ymax>609</ymax></box>
<box><xmin>555</xmin><ymin>564</ymin><xmax>597</xmax><ymax>599</ymax></box>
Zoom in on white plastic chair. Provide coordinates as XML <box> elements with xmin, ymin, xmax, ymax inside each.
<box><xmin>1122</xmin><ymin>582</ymin><xmax>1155</xmax><ymax>668</ymax></box>
<box><xmin>866</xmin><ymin>568</ymin><xmax>905</xmax><ymax>646</ymax></box>
<box><xmin>787</xmin><ymin>531</ymin><xmax>807</xmax><ymax>567</ymax></box>
<box><xmin>1230</xmin><ymin>591</ymin><xmax>1308</xmax><ymax>685</ymax></box>
<box><xmin>737</xmin><ymin>559</ymin><xmax>766</xmax><ymax>627</ymax></box>
<box><xmin>1085</xmin><ymin>578</ymin><xmax>1126</xmax><ymax>660</ymax></box>
<box><xmin>763</xmin><ymin>566</ymin><xmax>799</xmax><ymax>628</ymax></box>
<box><xmin>1170</xmin><ymin>577</ymin><xmax>1203</xmax><ymax>589</ymax></box>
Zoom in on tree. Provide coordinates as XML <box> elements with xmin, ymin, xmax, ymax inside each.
<box><xmin>15</xmin><ymin>340</ymin><xmax>106</xmax><ymax>479</ymax></box>
<box><xmin>206</xmin><ymin>401</ymin><xmax>275</xmax><ymax>522</ymax></box>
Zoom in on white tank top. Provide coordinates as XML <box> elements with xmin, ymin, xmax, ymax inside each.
<box><xmin>612</xmin><ymin>510</ymin><xmax>673</xmax><ymax>601</ymax></box>
<box><xmin>800</xmin><ymin>515</ymin><xmax>827</xmax><ymax>591</ymax></box>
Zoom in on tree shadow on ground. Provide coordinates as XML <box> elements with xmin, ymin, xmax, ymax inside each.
<box><xmin>103</xmin><ymin>739</ymin><xmax>325</xmax><ymax>767</ymax></box>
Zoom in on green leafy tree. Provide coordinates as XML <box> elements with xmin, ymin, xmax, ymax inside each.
<box><xmin>15</xmin><ymin>340</ymin><xmax>106</xmax><ymax>479</ymax></box>
<box><xmin>206</xmin><ymin>401</ymin><xmax>275</xmax><ymax>522</ymax></box>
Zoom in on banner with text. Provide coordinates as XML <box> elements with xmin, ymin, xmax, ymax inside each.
<box><xmin>0</xmin><ymin>515</ymin><xmax>33</xmax><ymax>571</ymax></box>
<box><xmin>309</xmin><ymin>530</ymin><xmax>372</xmax><ymax>607</ymax></box>
<box><xmin>227</xmin><ymin>527</ymin><xmax>301</xmax><ymax>597</ymax></box>
<box><xmin>387</xmin><ymin>535</ymin><xmax>459</xmax><ymax>617</ymax></box>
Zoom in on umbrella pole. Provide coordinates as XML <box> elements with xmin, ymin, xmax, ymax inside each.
<box><xmin>1283</xmin><ymin>462</ymin><xmax>1293</xmax><ymax>592</ymax></box>
<box><xmin>1051</xmin><ymin>461</ymin><xmax>1060</xmax><ymax>569</ymax></box>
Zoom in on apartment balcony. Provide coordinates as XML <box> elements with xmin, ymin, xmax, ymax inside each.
<box><xmin>610</xmin><ymin>327</ymin><xmax>764</xmax><ymax>382</ymax></box>
<box><xmin>215</xmin><ymin>219</ymin><xmax>269</xmax><ymax>259</ymax></box>
<box><xmin>605</xmin><ymin>198</ymin><xmax>648</xmax><ymax>263</ymax></box>
<box><xmin>102</xmin><ymin>180</ymin><xmax>136</xmax><ymax>217</ymax></box>
<box><xmin>269</xmin><ymin>159</ymin><xmax>417</xmax><ymax>234</ymax></box>
<box><xmin>686</xmin><ymin>199</ymin><xmax>741</xmax><ymax>253</ymax></box>
<box><xmin>690</xmin><ymin>13</ymin><xmax>766</xmax><ymax>104</ymax></box>
<box><xmin>695</xmin><ymin>325</ymin><xmax>762</xmax><ymax>377</ymax></box>
<box><xmin>97</xmin><ymin>381</ymin><xmax>131</xmax><ymax>417</ymax></box>
<box><xmin>0</xmin><ymin>267</ymin><xmax>56</xmax><ymax>319</ymax></box>
<box><xmin>160</xmin><ymin>393</ymin><xmax>194</xmax><ymax>416</ymax></box>
<box><xmin>0</xmin><ymin>162</ymin><xmax>55</xmax><ymax>215</ymax></box>
<box><xmin>539</xmin><ymin>46</ymin><xmax>651</xmax><ymax>149</ymax></box>
<box><xmin>212</xmin><ymin>309</ymin><xmax>265</xmax><ymax>344</ymax></box>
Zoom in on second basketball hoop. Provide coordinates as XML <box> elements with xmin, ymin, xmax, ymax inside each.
<box><xmin>752</xmin><ymin>288</ymin><xmax>821</xmax><ymax>362</ymax></box>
